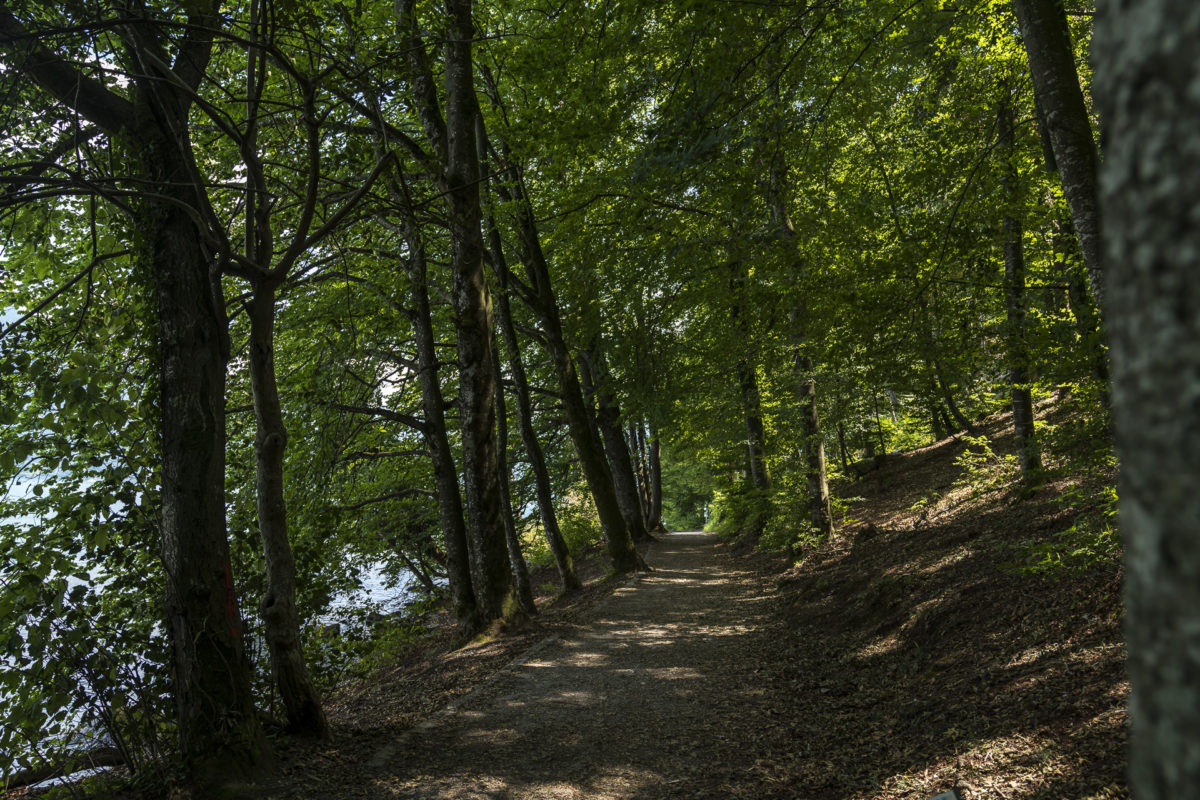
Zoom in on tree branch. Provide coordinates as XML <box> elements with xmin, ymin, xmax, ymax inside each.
<box><xmin>323</xmin><ymin>402</ymin><xmax>427</xmax><ymax>433</ymax></box>
<box><xmin>0</xmin><ymin>6</ymin><xmax>135</xmax><ymax>135</ymax></box>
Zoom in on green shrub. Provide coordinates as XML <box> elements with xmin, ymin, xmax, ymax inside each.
<box><xmin>707</xmin><ymin>485</ymin><xmax>771</xmax><ymax>540</ymax></box>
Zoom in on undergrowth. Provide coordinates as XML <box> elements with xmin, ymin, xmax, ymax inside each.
<box><xmin>706</xmin><ymin>485</ymin><xmax>771</xmax><ymax>541</ymax></box>
<box><xmin>1013</xmin><ymin>386</ymin><xmax>1119</xmax><ymax>576</ymax></box>
<box><xmin>521</xmin><ymin>484</ymin><xmax>603</xmax><ymax>570</ymax></box>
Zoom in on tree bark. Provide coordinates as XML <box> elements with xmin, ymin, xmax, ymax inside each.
<box><xmin>872</xmin><ymin>392</ymin><xmax>887</xmax><ymax>453</ymax></box>
<box><xmin>247</xmin><ymin>285</ymin><xmax>329</xmax><ymax>738</ymax></box>
<box><xmin>401</xmin><ymin>215</ymin><xmax>478</xmax><ymax>626</ymax></box>
<box><xmin>737</xmin><ymin>361</ymin><xmax>771</xmax><ymax>490</ymax></box>
<box><xmin>837</xmin><ymin>421</ymin><xmax>850</xmax><ymax>472</ymax></box>
<box><xmin>399</xmin><ymin>0</ymin><xmax>518</xmax><ymax>627</ymax></box>
<box><xmin>481</xmin><ymin>132</ymin><xmax>642</xmax><ymax>573</ymax></box>
<box><xmin>0</xmin><ymin>6</ymin><xmax>272</xmax><ymax>785</ymax></box>
<box><xmin>147</xmin><ymin>159</ymin><xmax>270</xmax><ymax>787</ymax></box>
<box><xmin>765</xmin><ymin>137</ymin><xmax>832</xmax><ymax>536</ymax></box>
<box><xmin>794</xmin><ymin>352</ymin><xmax>834</xmax><ymax>536</ymax></box>
<box><xmin>728</xmin><ymin>261</ymin><xmax>771</xmax><ymax>491</ymax></box>
<box><xmin>1011</xmin><ymin>0</ymin><xmax>1104</xmax><ymax>308</ymax></box>
<box><xmin>492</xmin><ymin>339</ymin><xmax>538</xmax><ymax>614</ymax></box>
<box><xmin>485</xmin><ymin>221</ymin><xmax>581</xmax><ymax>591</ymax></box>
<box><xmin>934</xmin><ymin>364</ymin><xmax>972</xmax><ymax>432</ymax></box>
<box><xmin>647</xmin><ymin>428</ymin><xmax>665</xmax><ymax>532</ymax></box>
<box><xmin>634</xmin><ymin>423</ymin><xmax>654</xmax><ymax>524</ymax></box>
<box><xmin>1096</xmin><ymin>5</ymin><xmax>1200</xmax><ymax>793</ymax></box>
<box><xmin>997</xmin><ymin>99</ymin><xmax>1041</xmax><ymax>479</ymax></box>
<box><xmin>579</xmin><ymin>349</ymin><xmax>652</xmax><ymax>543</ymax></box>
<box><xmin>929</xmin><ymin>400</ymin><xmax>948</xmax><ymax>442</ymax></box>
<box><xmin>547</xmin><ymin>328</ymin><xmax>642</xmax><ymax>572</ymax></box>
<box><xmin>234</xmin><ymin>1</ymin><xmax>329</xmax><ymax>740</ymax></box>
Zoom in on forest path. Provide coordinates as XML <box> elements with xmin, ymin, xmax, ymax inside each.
<box><xmin>363</xmin><ymin>531</ymin><xmax>780</xmax><ymax>799</ymax></box>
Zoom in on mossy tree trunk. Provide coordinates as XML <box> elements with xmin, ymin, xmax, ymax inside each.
<box><xmin>1097</xmin><ymin>3</ymin><xmax>1200</xmax><ymax>793</ymax></box>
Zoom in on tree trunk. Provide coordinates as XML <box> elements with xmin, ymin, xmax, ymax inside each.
<box><xmin>484</xmin><ymin>140</ymin><xmax>642</xmax><ymax>572</ymax></box>
<box><xmin>728</xmin><ymin>260</ymin><xmax>771</xmax><ymax>491</ymax></box>
<box><xmin>443</xmin><ymin>0</ymin><xmax>519</xmax><ymax>627</ymax></box>
<box><xmin>397</xmin><ymin>549</ymin><xmax>440</xmax><ymax>595</ymax></box>
<box><xmin>929</xmin><ymin>401</ymin><xmax>948</xmax><ymax>442</ymax></box>
<box><xmin>936</xmin><ymin>405</ymin><xmax>954</xmax><ymax>439</ymax></box>
<box><xmin>1011</xmin><ymin>0</ymin><xmax>1104</xmax><ymax>308</ymax></box>
<box><xmin>765</xmin><ymin>75</ymin><xmax>830</xmax><ymax>534</ymax></box>
<box><xmin>628</xmin><ymin>423</ymin><xmax>646</xmax><ymax>514</ymax></box>
<box><xmin>1097</xmin><ymin>7</ymin><xmax>1200</xmax><ymax>793</ymax></box>
<box><xmin>935</xmin><ymin>366</ymin><xmax>972</xmax><ymax>432</ymax></box>
<box><xmin>492</xmin><ymin>340</ymin><xmax>538</xmax><ymax>614</ymax></box>
<box><xmin>1056</xmin><ymin>213</ymin><xmax>1111</xmax><ymax>395</ymax></box>
<box><xmin>647</xmin><ymin>428</ymin><xmax>665</xmax><ymax>532</ymax></box>
<box><xmin>794</xmin><ymin>352</ymin><xmax>834</xmax><ymax>536</ymax></box>
<box><xmin>247</xmin><ymin>284</ymin><xmax>329</xmax><ymax>738</ymax></box>
<box><xmin>0</xmin><ymin>4</ymin><xmax>272</xmax><ymax>787</ymax></box>
<box><xmin>550</xmin><ymin>337</ymin><xmax>642</xmax><ymax>572</ymax></box>
<box><xmin>404</xmin><ymin>233</ymin><xmax>477</xmax><ymax>625</ymax></box>
<box><xmin>737</xmin><ymin>362</ymin><xmax>771</xmax><ymax>490</ymax></box>
<box><xmin>146</xmin><ymin>183</ymin><xmax>269</xmax><ymax>787</ymax></box>
<box><xmin>997</xmin><ymin>99</ymin><xmax>1041</xmax><ymax>479</ymax></box>
<box><xmin>837</xmin><ymin>421</ymin><xmax>850</xmax><ymax>472</ymax></box>
<box><xmin>872</xmin><ymin>392</ymin><xmax>887</xmax><ymax>453</ymax></box>
<box><xmin>635</xmin><ymin>424</ymin><xmax>654</xmax><ymax>523</ymax></box>
<box><xmin>485</xmin><ymin>222</ymin><xmax>581</xmax><ymax>591</ymax></box>
<box><xmin>579</xmin><ymin>349</ymin><xmax>652</xmax><ymax>543</ymax></box>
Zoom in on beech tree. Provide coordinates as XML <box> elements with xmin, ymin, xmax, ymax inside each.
<box><xmin>1011</xmin><ymin>0</ymin><xmax>1103</xmax><ymax>306</ymax></box>
<box><xmin>394</xmin><ymin>0</ymin><xmax>519</xmax><ymax>627</ymax></box>
<box><xmin>0</xmin><ymin>2</ymin><xmax>269</xmax><ymax>786</ymax></box>
<box><xmin>1096</xmin><ymin>0</ymin><xmax>1200</xmax><ymax>792</ymax></box>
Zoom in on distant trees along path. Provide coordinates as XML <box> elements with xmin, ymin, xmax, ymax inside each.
<box><xmin>0</xmin><ymin>0</ymin><xmax>1193</xmax><ymax>795</ymax></box>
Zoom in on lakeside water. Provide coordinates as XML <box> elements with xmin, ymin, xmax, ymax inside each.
<box><xmin>2</xmin><ymin>562</ymin><xmax>426</xmax><ymax>787</ymax></box>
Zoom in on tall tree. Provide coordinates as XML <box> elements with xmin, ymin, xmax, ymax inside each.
<box><xmin>997</xmin><ymin>96</ymin><xmax>1041</xmax><ymax>479</ymax></box>
<box><xmin>492</xmin><ymin>337</ymin><xmax>538</xmax><ymax>614</ymax></box>
<box><xmin>1096</xmin><ymin>2</ymin><xmax>1200</xmax><ymax>793</ymax></box>
<box><xmin>728</xmin><ymin>261</ymin><xmax>771</xmax><ymax>492</ymax></box>
<box><xmin>0</xmin><ymin>3</ymin><xmax>269</xmax><ymax>786</ymax></box>
<box><xmin>579</xmin><ymin>346</ymin><xmax>652</xmax><ymax>543</ymax></box>
<box><xmin>1011</xmin><ymin>0</ymin><xmax>1103</xmax><ymax>307</ymax></box>
<box><xmin>396</xmin><ymin>204</ymin><xmax>479</xmax><ymax>624</ymax></box>
<box><xmin>484</xmin><ymin>210</ymin><xmax>581</xmax><ymax>591</ymax></box>
<box><xmin>646</xmin><ymin>428</ymin><xmax>666</xmax><ymax>532</ymax></box>
<box><xmin>396</xmin><ymin>0</ymin><xmax>518</xmax><ymax>627</ymax></box>
<box><xmin>478</xmin><ymin>113</ymin><xmax>642</xmax><ymax>572</ymax></box>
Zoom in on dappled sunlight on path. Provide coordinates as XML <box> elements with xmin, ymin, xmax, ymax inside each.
<box><xmin>363</xmin><ymin>532</ymin><xmax>776</xmax><ymax>799</ymax></box>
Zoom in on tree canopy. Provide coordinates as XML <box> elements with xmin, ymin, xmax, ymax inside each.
<box><xmin>2</xmin><ymin>0</ymin><xmax>1187</xmax><ymax>794</ymax></box>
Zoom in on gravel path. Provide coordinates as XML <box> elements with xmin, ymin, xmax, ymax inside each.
<box><xmin>364</xmin><ymin>531</ymin><xmax>780</xmax><ymax>799</ymax></box>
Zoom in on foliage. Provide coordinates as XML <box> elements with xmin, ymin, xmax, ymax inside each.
<box><xmin>554</xmin><ymin>487</ymin><xmax>606</xmax><ymax>557</ymax></box>
<box><xmin>952</xmin><ymin>434</ymin><xmax>1021</xmax><ymax>499</ymax></box>
<box><xmin>1016</xmin><ymin>483</ymin><xmax>1119</xmax><ymax>576</ymax></box>
<box><xmin>706</xmin><ymin>486</ymin><xmax>772</xmax><ymax>541</ymax></box>
<box><xmin>0</xmin><ymin>0</ymin><xmax>1115</xmax><ymax>786</ymax></box>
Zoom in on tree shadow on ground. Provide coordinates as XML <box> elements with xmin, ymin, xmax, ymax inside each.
<box><xmin>751</xmin><ymin>406</ymin><xmax>1126</xmax><ymax>799</ymax></box>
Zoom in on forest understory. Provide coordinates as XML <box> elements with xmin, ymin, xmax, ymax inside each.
<box><xmin>742</xmin><ymin>395</ymin><xmax>1126</xmax><ymax>799</ymax></box>
<box><xmin>10</xmin><ymin>395</ymin><xmax>1126</xmax><ymax>800</ymax></box>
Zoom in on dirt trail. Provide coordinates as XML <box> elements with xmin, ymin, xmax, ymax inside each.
<box><xmin>361</xmin><ymin>531</ymin><xmax>779</xmax><ymax>799</ymax></box>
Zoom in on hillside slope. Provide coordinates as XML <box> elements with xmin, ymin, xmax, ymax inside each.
<box><xmin>745</xmin><ymin>395</ymin><xmax>1127</xmax><ymax>798</ymax></box>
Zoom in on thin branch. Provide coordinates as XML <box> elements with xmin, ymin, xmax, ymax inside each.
<box><xmin>323</xmin><ymin>402</ymin><xmax>427</xmax><ymax>433</ymax></box>
<box><xmin>334</xmin><ymin>488</ymin><xmax>436</xmax><ymax>512</ymax></box>
<box><xmin>0</xmin><ymin>249</ymin><xmax>132</xmax><ymax>340</ymax></box>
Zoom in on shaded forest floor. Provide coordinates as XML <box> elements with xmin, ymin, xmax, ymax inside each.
<box><xmin>19</xmin><ymin>395</ymin><xmax>1126</xmax><ymax>799</ymax></box>
<box><xmin>742</xmin><ymin>393</ymin><xmax>1127</xmax><ymax>798</ymax></box>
